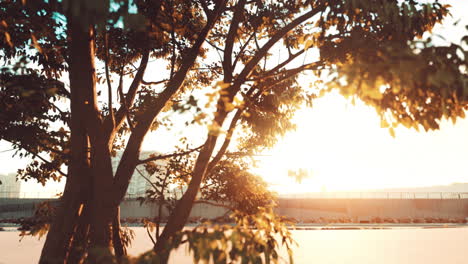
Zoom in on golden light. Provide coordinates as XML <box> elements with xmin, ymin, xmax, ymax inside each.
<box><xmin>253</xmin><ymin>91</ymin><xmax>468</xmax><ymax>194</ymax></box>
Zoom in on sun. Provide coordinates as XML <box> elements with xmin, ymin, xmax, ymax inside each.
<box><xmin>252</xmin><ymin>91</ymin><xmax>468</xmax><ymax>194</ymax></box>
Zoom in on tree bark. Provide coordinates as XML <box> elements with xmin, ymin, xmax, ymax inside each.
<box><xmin>39</xmin><ymin>16</ymin><xmax>95</xmax><ymax>264</ymax></box>
<box><xmin>39</xmin><ymin>186</ymin><xmax>86</xmax><ymax>264</ymax></box>
<box><xmin>86</xmin><ymin>137</ymin><xmax>116</xmax><ymax>261</ymax></box>
<box><xmin>112</xmin><ymin>207</ymin><xmax>127</xmax><ymax>260</ymax></box>
<box><xmin>66</xmin><ymin>203</ymin><xmax>90</xmax><ymax>264</ymax></box>
<box><xmin>153</xmin><ymin>112</ymin><xmax>228</xmax><ymax>260</ymax></box>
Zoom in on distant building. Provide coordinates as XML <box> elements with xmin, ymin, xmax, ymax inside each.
<box><xmin>0</xmin><ymin>173</ymin><xmax>21</xmax><ymax>198</ymax></box>
<box><xmin>112</xmin><ymin>151</ymin><xmax>166</xmax><ymax>198</ymax></box>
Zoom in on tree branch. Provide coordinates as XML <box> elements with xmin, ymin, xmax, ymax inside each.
<box><xmin>8</xmin><ymin>140</ymin><xmax>68</xmax><ymax>177</ymax></box>
<box><xmin>104</xmin><ymin>31</ymin><xmax>115</xmax><ymax>129</ymax></box>
<box><xmin>222</xmin><ymin>0</ymin><xmax>247</xmax><ymax>83</ymax></box>
<box><xmin>169</xmin><ymin>13</ymin><xmax>177</xmax><ymax>81</ymax></box>
<box><xmin>267</xmin><ymin>49</ymin><xmax>305</xmax><ymax>76</ymax></box>
<box><xmin>146</xmin><ymin>224</ymin><xmax>157</xmax><ymax>246</ymax></box>
<box><xmin>110</xmin><ymin>49</ymin><xmax>150</xmax><ymax>134</ymax></box>
<box><xmin>137</xmin><ymin>145</ymin><xmax>203</xmax><ymax>165</ymax></box>
<box><xmin>231</xmin><ymin>6</ymin><xmax>324</xmax><ymax>96</ymax></box>
<box><xmin>250</xmin><ymin>61</ymin><xmax>324</xmax><ymax>83</ymax></box>
<box><xmin>141</xmin><ymin>79</ymin><xmax>168</xmax><ymax>86</ymax></box>
<box><xmin>205</xmin><ymin>39</ymin><xmax>224</xmax><ymax>52</ymax></box>
<box><xmin>135</xmin><ymin>167</ymin><xmax>159</xmax><ymax>191</ymax></box>
<box><xmin>232</xmin><ymin>31</ymin><xmax>255</xmax><ymax>70</ymax></box>
<box><xmin>117</xmin><ymin>71</ymin><xmax>135</xmax><ymax>131</ymax></box>
<box><xmin>207</xmin><ymin>109</ymin><xmax>243</xmax><ymax>172</ymax></box>
<box><xmin>36</xmin><ymin>141</ymin><xmax>67</xmax><ymax>157</ymax></box>
<box><xmin>112</xmin><ymin>2</ymin><xmax>227</xmax><ymax>204</ymax></box>
<box><xmin>198</xmin><ymin>0</ymin><xmax>210</xmax><ymax>17</ymax></box>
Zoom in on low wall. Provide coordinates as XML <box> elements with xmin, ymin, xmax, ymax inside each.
<box><xmin>119</xmin><ymin>200</ymin><xmax>228</xmax><ymax>219</ymax></box>
<box><xmin>276</xmin><ymin>198</ymin><xmax>468</xmax><ymax>221</ymax></box>
<box><xmin>2</xmin><ymin>198</ymin><xmax>468</xmax><ymax>221</ymax></box>
<box><xmin>0</xmin><ymin>198</ymin><xmax>57</xmax><ymax>219</ymax></box>
<box><xmin>0</xmin><ymin>198</ymin><xmax>230</xmax><ymax>220</ymax></box>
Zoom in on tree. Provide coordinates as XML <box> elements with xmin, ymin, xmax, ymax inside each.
<box><xmin>320</xmin><ymin>2</ymin><xmax>467</xmax><ymax>133</ymax></box>
<box><xmin>0</xmin><ymin>0</ymin><xmax>460</xmax><ymax>263</ymax></box>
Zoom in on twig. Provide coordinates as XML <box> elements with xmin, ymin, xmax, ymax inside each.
<box><xmin>207</xmin><ymin>109</ymin><xmax>242</xmax><ymax>171</ymax></box>
<box><xmin>193</xmin><ymin>200</ymin><xmax>235</xmax><ymax>211</ymax></box>
<box><xmin>137</xmin><ymin>145</ymin><xmax>203</xmax><ymax>164</ymax></box>
<box><xmin>104</xmin><ymin>30</ymin><xmax>115</xmax><ymax>128</ymax></box>
<box><xmin>205</xmin><ymin>39</ymin><xmax>224</xmax><ymax>52</ymax></box>
<box><xmin>9</xmin><ymin>141</ymin><xmax>68</xmax><ymax>177</ymax></box>
<box><xmin>117</xmin><ymin>70</ymin><xmax>135</xmax><ymax>131</ymax></box>
<box><xmin>135</xmin><ymin>167</ymin><xmax>158</xmax><ymax>191</ymax></box>
<box><xmin>146</xmin><ymin>225</ymin><xmax>157</xmax><ymax>246</ymax></box>
<box><xmin>141</xmin><ymin>79</ymin><xmax>168</xmax><ymax>86</ymax></box>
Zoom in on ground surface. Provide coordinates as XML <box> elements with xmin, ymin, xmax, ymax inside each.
<box><xmin>1</xmin><ymin>226</ymin><xmax>467</xmax><ymax>263</ymax></box>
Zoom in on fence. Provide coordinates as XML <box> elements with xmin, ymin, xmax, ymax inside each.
<box><xmin>2</xmin><ymin>191</ymin><xmax>468</xmax><ymax>200</ymax></box>
<box><xmin>0</xmin><ymin>191</ymin><xmax>178</xmax><ymax>200</ymax></box>
<box><xmin>279</xmin><ymin>192</ymin><xmax>468</xmax><ymax>199</ymax></box>
<box><xmin>0</xmin><ymin>191</ymin><xmax>62</xmax><ymax>199</ymax></box>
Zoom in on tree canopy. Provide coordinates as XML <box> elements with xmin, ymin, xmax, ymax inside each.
<box><xmin>0</xmin><ymin>0</ymin><xmax>466</xmax><ymax>263</ymax></box>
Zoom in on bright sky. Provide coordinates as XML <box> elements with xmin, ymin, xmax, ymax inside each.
<box><xmin>254</xmin><ymin>91</ymin><xmax>468</xmax><ymax>193</ymax></box>
<box><xmin>257</xmin><ymin>1</ymin><xmax>468</xmax><ymax>193</ymax></box>
<box><xmin>1</xmin><ymin>1</ymin><xmax>467</xmax><ymax>195</ymax></box>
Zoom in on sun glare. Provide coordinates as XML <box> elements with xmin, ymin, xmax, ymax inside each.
<box><xmin>254</xmin><ymin>91</ymin><xmax>468</xmax><ymax>194</ymax></box>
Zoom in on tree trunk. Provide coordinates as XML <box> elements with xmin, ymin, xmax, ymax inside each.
<box><xmin>40</xmin><ymin>15</ymin><xmax>97</xmax><ymax>264</ymax></box>
<box><xmin>39</xmin><ymin>188</ymin><xmax>86</xmax><ymax>264</ymax></box>
<box><xmin>86</xmin><ymin>137</ymin><xmax>117</xmax><ymax>261</ymax></box>
<box><xmin>86</xmin><ymin>207</ymin><xmax>113</xmax><ymax>263</ymax></box>
<box><xmin>154</xmin><ymin>112</ymin><xmax>228</xmax><ymax>260</ymax></box>
<box><xmin>66</xmin><ymin>203</ymin><xmax>91</xmax><ymax>264</ymax></box>
<box><xmin>112</xmin><ymin>207</ymin><xmax>127</xmax><ymax>260</ymax></box>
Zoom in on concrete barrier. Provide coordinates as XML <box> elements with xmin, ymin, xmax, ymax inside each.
<box><xmin>2</xmin><ymin>197</ymin><xmax>468</xmax><ymax>221</ymax></box>
<box><xmin>275</xmin><ymin>198</ymin><xmax>468</xmax><ymax>221</ymax></box>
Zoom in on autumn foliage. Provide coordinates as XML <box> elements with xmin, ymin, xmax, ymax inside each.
<box><xmin>0</xmin><ymin>0</ymin><xmax>466</xmax><ymax>263</ymax></box>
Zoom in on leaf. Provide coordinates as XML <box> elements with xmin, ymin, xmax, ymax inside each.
<box><xmin>462</xmin><ymin>35</ymin><xmax>468</xmax><ymax>45</ymax></box>
<box><xmin>215</xmin><ymin>80</ymin><xmax>230</xmax><ymax>89</ymax></box>
<box><xmin>207</xmin><ymin>122</ymin><xmax>225</xmax><ymax>136</ymax></box>
<box><xmin>304</xmin><ymin>39</ymin><xmax>313</xmax><ymax>50</ymax></box>
<box><xmin>224</xmin><ymin>102</ymin><xmax>235</xmax><ymax>112</ymax></box>
<box><xmin>288</xmin><ymin>248</ymin><xmax>294</xmax><ymax>264</ymax></box>
<box><xmin>31</xmin><ymin>34</ymin><xmax>43</xmax><ymax>54</ymax></box>
<box><xmin>4</xmin><ymin>32</ymin><xmax>13</xmax><ymax>47</ymax></box>
<box><xmin>388</xmin><ymin>127</ymin><xmax>395</xmax><ymax>138</ymax></box>
<box><xmin>380</xmin><ymin>118</ymin><xmax>389</xmax><ymax>128</ymax></box>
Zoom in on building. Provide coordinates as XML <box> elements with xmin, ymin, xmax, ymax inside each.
<box><xmin>112</xmin><ymin>151</ymin><xmax>166</xmax><ymax>198</ymax></box>
<box><xmin>0</xmin><ymin>173</ymin><xmax>21</xmax><ymax>198</ymax></box>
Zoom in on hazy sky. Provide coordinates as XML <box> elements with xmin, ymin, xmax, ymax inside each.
<box><xmin>255</xmin><ymin>91</ymin><xmax>468</xmax><ymax>193</ymax></box>
<box><xmin>1</xmin><ymin>1</ymin><xmax>467</xmax><ymax>195</ymax></box>
<box><xmin>258</xmin><ymin>1</ymin><xmax>468</xmax><ymax>193</ymax></box>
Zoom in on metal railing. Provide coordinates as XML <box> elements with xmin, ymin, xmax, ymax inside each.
<box><xmin>279</xmin><ymin>192</ymin><xmax>468</xmax><ymax>199</ymax></box>
<box><xmin>2</xmin><ymin>191</ymin><xmax>468</xmax><ymax>200</ymax></box>
<box><xmin>0</xmin><ymin>191</ymin><xmax>61</xmax><ymax>199</ymax></box>
<box><xmin>0</xmin><ymin>192</ymin><xmax>178</xmax><ymax>200</ymax></box>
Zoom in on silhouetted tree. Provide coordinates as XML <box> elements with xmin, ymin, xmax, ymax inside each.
<box><xmin>1</xmin><ymin>0</ymin><xmax>463</xmax><ymax>263</ymax></box>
